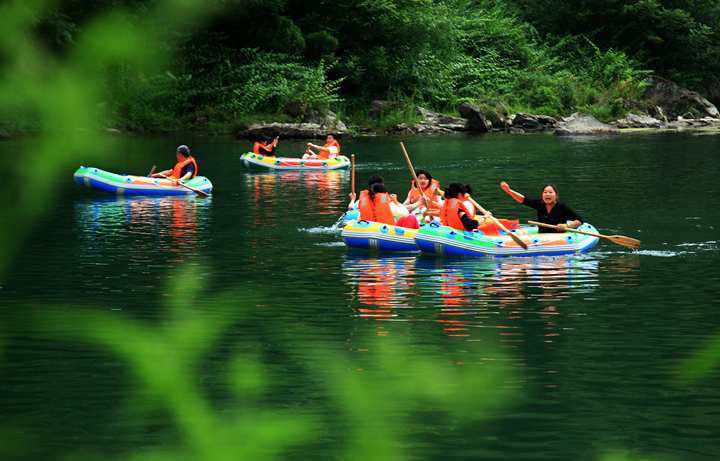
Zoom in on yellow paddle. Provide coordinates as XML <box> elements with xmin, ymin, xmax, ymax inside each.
<box><xmin>528</xmin><ymin>220</ymin><xmax>641</xmax><ymax>249</ymax></box>
<box><xmin>158</xmin><ymin>174</ymin><xmax>209</xmax><ymax>197</ymax></box>
<box><xmin>466</xmin><ymin>196</ymin><xmax>528</xmax><ymax>250</ymax></box>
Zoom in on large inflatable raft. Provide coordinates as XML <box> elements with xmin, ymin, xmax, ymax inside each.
<box><xmin>241</xmin><ymin>152</ymin><xmax>351</xmax><ymax>170</ymax></box>
<box><xmin>415</xmin><ymin>222</ymin><xmax>599</xmax><ymax>257</ymax></box>
<box><xmin>74</xmin><ymin>166</ymin><xmax>213</xmax><ymax>196</ymax></box>
<box><xmin>342</xmin><ymin>220</ymin><xmax>419</xmax><ymax>252</ymax></box>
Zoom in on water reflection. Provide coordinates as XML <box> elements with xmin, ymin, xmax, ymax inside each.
<box><xmin>245</xmin><ymin>170</ymin><xmax>346</xmax><ymax>216</ymax></box>
<box><xmin>344</xmin><ymin>254</ymin><xmax>604</xmax><ymax>340</ymax></box>
<box><xmin>74</xmin><ymin>195</ymin><xmax>211</xmax><ymax>261</ymax></box>
<box><xmin>342</xmin><ymin>255</ymin><xmax>417</xmax><ymax>329</ymax></box>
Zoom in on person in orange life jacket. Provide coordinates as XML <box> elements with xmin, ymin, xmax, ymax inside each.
<box><xmin>464</xmin><ymin>183</ymin><xmax>520</xmax><ymax>235</ymax></box>
<box><xmin>440</xmin><ymin>183</ymin><xmax>480</xmax><ymax>231</ymax></box>
<box><xmin>304</xmin><ymin>134</ymin><xmax>341</xmax><ymax>159</ymax></box>
<box><xmin>151</xmin><ymin>145</ymin><xmax>198</xmax><ymax>184</ymax></box>
<box><xmin>253</xmin><ymin>134</ymin><xmax>279</xmax><ymax>156</ymax></box>
<box><xmin>462</xmin><ymin>183</ymin><xmax>477</xmax><ymax>219</ymax></box>
<box><xmin>500</xmin><ymin>181</ymin><xmax>583</xmax><ymax>233</ymax></box>
<box><xmin>348</xmin><ymin>176</ymin><xmax>396</xmax><ymax>225</ymax></box>
<box><xmin>403</xmin><ymin>169</ymin><xmax>444</xmax><ymax>213</ymax></box>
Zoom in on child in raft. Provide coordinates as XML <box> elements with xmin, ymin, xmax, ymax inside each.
<box><xmin>440</xmin><ymin>183</ymin><xmax>519</xmax><ymax>234</ymax></box>
<box><xmin>403</xmin><ymin>169</ymin><xmax>443</xmax><ymax>214</ymax></box>
<box><xmin>348</xmin><ymin>176</ymin><xmax>419</xmax><ymax>228</ymax></box>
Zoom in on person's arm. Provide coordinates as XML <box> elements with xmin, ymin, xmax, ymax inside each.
<box><xmin>152</xmin><ymin>169</ymin><xmax>172</xmax><ymax>178</ymax></box>
<box><xmin>177</xmin><ymin>165</ymin><xmax>194</xmax><ymax>183</ymax></box>
<box><xmin>347</xmin><ymin>192</ymin><xmax>357</xmax><ymax>210</ymax></box>
<box><xmin>558</xmin><ymin>204</ymin><xmax>583</xmax><ymax>230</ymax></box>
<box><xmin>459</xmin><ymin>212</ymin><xmax>479</xmax><ymax>231</ymax></box>
<box><xmin>500</xmin><ymin>181</ymin><xmax>524</xmax><ymax>203</ymax></box>
<box><xmin>466</xmin><ymin>196</ymin><xmax>491</xmax><ymax>216</ymax></box>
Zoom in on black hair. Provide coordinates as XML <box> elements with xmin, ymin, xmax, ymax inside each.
<box><xmin>368</xmin><ymin>175</ymin><xmax>384</xmax><ymax>188</ymax></box>
<box><xmin>542</xmin><ymin>184</ymin><xmax>559</xmax><ymax>199</ymax></box>
<box><xmin>369</xmin><ymin>182</ymin><xmax>387</xmax><ymax>199</ymax></box>
<box><xmin>176</xmin><ymin>144</ymin><xmax>191</xmax><ymax>156</ymax></box>
<box><xmin>463</xmin><ymin>184</ymin><xmax>473</xmax><ymax>196</ymax></box>
<box><xmin>413</xmin><ymin>169</ymin><xmax>433</xmax><ymax>188</ymax></box>
<box><xmin>445</xmin><ymin>183</ymin><xmax>465</xmax><ymax>199</ymax></box>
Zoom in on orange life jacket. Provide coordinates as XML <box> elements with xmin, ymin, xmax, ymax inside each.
<box><xmin>373</xmin><ymin>192</ymin><xmax>396</xmax><ymax>225</ymax></box>
<box><xmin>253</xmin><ymin>141</ymin><xmax>274</xmax><ymax>155</ymax></box>
<box><xmin>440</xmin><ymin>198</ymin><xmax>472</xmax><ymax>230</ymax></box>
<box><xmin>477</xmin><ymin>218</ymin><xmax>520</xmax><ymax>236</ymax></box>
<box><xmin>408</xmin><ymin>179</ymin><xmax>441</xmax><ymax>209</ymax></box>
<box><xmin>357</xmin><ymin>189</ymin><xmax>395</xmax><ymax>225</ymax></box>
<box><xmin>170</xmin><ymin>156</ymin><xmax>198</xmax><ymax>179</ymax></box>
<box><xmin>317</xmin><ymin>139</ymin><xmax>341</xmax><ymax>160</ymax></box>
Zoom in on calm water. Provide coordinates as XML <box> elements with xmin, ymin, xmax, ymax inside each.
<box><xmin>2</xmin><ymin>133</ymin><xmax>720</xmax><ymax>460</ymax></box>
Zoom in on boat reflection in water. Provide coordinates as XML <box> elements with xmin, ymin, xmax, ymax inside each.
<box><xmin>341</xmin><ymin>254</ymin><xmax>418</xmax><ymax>335</ymax></box>
<box><xmin>343</xmin><ymin>253</ymin><xmax>603</xmax><ymax>340</ymax></box>
<box><xmin>245</xmin><ymin>170</ymin><xmax>346</xmax><ymax>218</ymax></box>
<box><xmin>74</xmin><ymin>195</ymin><xmax>212</xmax><ymax>263</ymax></box>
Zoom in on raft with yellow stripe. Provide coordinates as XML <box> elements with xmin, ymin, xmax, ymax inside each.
<box><xmin>341</xmin><ymin>220</ymin><xmax>419</xmax><ymax>252</ymax></box>
<box><xmin>241</xmin><ymin>152</ymin><xmax>351</xmax><ymax>170</ymax></box>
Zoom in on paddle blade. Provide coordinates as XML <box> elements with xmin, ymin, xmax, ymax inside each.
<box><xmin>608</xmin><ymin>235</ymin><xmax>641</xmax><ymax>249</ymax></box>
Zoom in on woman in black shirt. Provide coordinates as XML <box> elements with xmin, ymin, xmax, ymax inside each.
<box><xmin>500</xmin><ymin>181</ymin><xmax>583</xmax><ymax>233</ymax></box>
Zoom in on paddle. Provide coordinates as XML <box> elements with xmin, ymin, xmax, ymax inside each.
<box><xmin>147</xmin><ymin>165</ymin><xmax>156</xmax><ymax>177</ymax></box>
<box><xmin>157</xmin><ymin>174</ymin><xmax>209</xmax><ymax>197</ymax></box>
<box><xmin>399</xmin><ymin>142</ymin><xmax>431</xmax><ymax>208</ymax></box>
<box><xmin>528</xmin><ymin>220</ymin><xmax>641</xmax><ymax>249</ymax></box>
<box><xmin>351</xmin><ymin>154</ymin><xmax>356</xmax><ymax>196</ymax></box>
<box><xmin>334</xmin><ymin>154</ymin><xmax>356</xmax><ymax>229</ymax></box>
<box><xmin>466</xmin><ymin>196</ymin><xmax>529</xmax><ymax>250</ymax></box>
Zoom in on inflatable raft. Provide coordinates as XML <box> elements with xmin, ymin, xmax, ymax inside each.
<box><xmin>74</xmin><ymin>166</ymin><xmax>213</xmax><ymax>196</ymax></box>
<box><xmin>241</xmin><ymin>152</ymin><xmax>351</xmax><ymax>170</ymax></box>
<box><xmin>342</xmin><ymin>220</ymin><xmax>419</xmax><ymax>252</ymax></box>
<box><xmin>415</xmin><ymin>222</ymin><xmax>599</xmax><ymax>257</ymax></box>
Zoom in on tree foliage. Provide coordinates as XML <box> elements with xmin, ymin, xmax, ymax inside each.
<box><xmin>13</xmin><ymin>0</ymin><xmax>720</xmax><ymax>130</ymax></box>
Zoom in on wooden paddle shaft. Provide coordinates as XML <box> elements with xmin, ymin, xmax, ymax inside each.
<box><xmin>350</xmin><ymin>154</ymin><xmax>355</xmax><ymax>196</ymax></box>
<box><xmin>158</xmin><ymin>174</ymin><xmax>208</xmax><ymax>197</ymax></box>
<box><xmin>528</xmin><ymin>220</ymin><xmax>599</xmax><ymax>237</ymax></box>
<box><xmin>400</xmin><ymin>142</ymin><xmax>430</xmax><ymax>202</ymax></box>
<box><xmin>468</xmin><ymin>196</ymin><xmax>528</xmax><ymax>249</ymax></box>
<box><xmin>528</xmin><ymin>220</ymin><xmax>640</xmax><ymax>249</ymax></box>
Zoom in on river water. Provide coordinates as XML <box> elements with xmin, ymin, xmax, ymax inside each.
<box><xmin>1</xmin><ymin>133</ymin><xmax>720</xmax><ymax>460</ymax></box>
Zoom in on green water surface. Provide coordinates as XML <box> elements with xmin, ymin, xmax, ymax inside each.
<box><xmin>1</xmin><ymin>133</ymin><xmax>720</xmax><ymax>461</ymax></box>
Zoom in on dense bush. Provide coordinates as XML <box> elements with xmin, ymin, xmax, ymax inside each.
<box><xmin>15</xmin><ymin>0</ymin><xmax>719</xmax><ymax>131</ymax></box>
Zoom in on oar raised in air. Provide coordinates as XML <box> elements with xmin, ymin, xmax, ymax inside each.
<box><xmin>467</xmin><ymin>196</ymin><xmax>529</xmax><ymax>250</ymax></box>
<box><xmin>400</xmin><ymin>142</ymin><xmax>432</xmax><ymax>208</ymax></box>
<box><xmin>350</xmin><ymin>154</ymin><xmax>356</xmax><ymax>196</ymax></box>
<box><xmin>528</xmin><ymin>220</ymin><xmax>641</xmax><ymax>249</ymax></box>
<box><xmin>157</xmin><ymin>174</ymin><xmax>209</xmax><ymax>197</ymax></box>
<box><xmin>147</xmin><ymin>165</ymin><xmax>156</xmax><ymax>177</ymax></box>
<box><xmin>334</xmin><ymin>154</ymin><xmax>356</xmax><ymax>229</ymax></box>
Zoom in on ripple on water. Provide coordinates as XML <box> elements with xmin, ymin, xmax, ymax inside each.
<box><xmin>298</xmin><ymin>226</ymin><xmax>341</xmax><ymax>234</ymax></box>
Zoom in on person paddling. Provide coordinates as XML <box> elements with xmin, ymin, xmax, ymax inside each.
<box><xmin>348</xmin><ymin>176</ymin><xmax>396</xmax><ymax>225</ymax></box>
<box><xmin>440</xmin><ymin>183</ymin><xmax>480</xmax><ymax>231</ymax></box>
<box><xmin>403</xmin><ymin>169</ymin><xmax>443</xmax><ymax>213</ymax></box>
<box><xmin>152</xmin><ymin>145</ymin><xmax>198</xmax><ymax>184</ymax></box>
<box><xmin>500</xmin><ymin>181</ymin><xmax>583</xmax><ymax>233</ymax></box>
<box><xmin>304</xmin><ymin>134</ymin><xmax>341</xmax><ymax>159</ymax></box>
<box><xmin>253</xmin><ymin>135</ymin><xmax>279</xmax><ymax>156</ymax></box>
